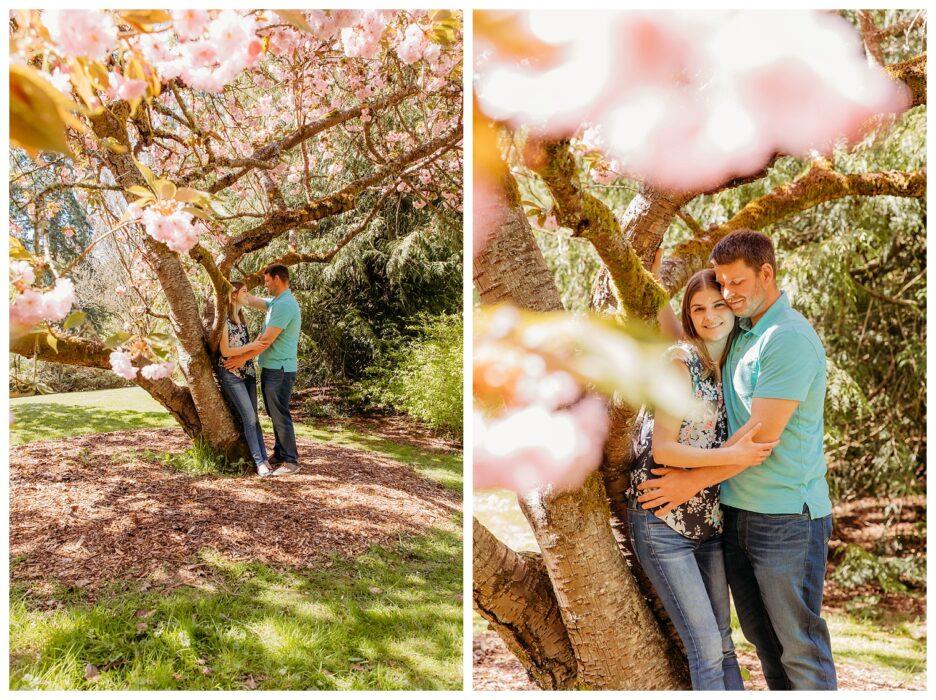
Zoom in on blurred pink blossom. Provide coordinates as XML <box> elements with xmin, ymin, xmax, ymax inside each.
<box><xmin>474</xmin><ymin>395</ymin><xmax>609</xmax><ymax>493</ymax></box>
<box><xmin>43</xmin><ymin>10</ymin><xmax>117</xmax><ymax>61</ymax></box>
<box><xmin>477</xmin><ymin>11</ymin><xmax>911</xmax><ymax>192</ymax></box>
<box><xmin>173</xmin><ymin>10</ymin><xmax>211</xmax><ymax>41</ymax></box>
<box><xmin>140</xmin><ymin>361</ymin><xmax>175</xmax><ymax>381</ymax></box>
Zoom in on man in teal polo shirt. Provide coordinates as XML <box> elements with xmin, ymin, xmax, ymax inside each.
<box><xmin>224</xmin><ymin>263</ymin><xmax>302</xmax><ymax>476</ymax></box>
<box><xmin>638</xmin><ymin>230</ymin><xmax>836</xmax><ymax>689</ymax></box>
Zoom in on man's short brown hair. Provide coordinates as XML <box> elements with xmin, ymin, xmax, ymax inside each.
<box><xmin>710</xmin><ymin>229</ymin><xmax>777</xmax><ymax>276</ymax></box>
<box><xmin>263</xmin><ymin>263</ymin><xmax>290</xmax><ymax>283</ymax></box>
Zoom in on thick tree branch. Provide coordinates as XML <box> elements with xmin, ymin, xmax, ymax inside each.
<box><xmin>659</xmin><ymin>162</ymin><xmax>926</xmax><ymax>295</ymax></box>
<box><xmin>473</xmin><ymin>519</ymin><xmax>578</xmax><ymax>689</ymax></box>
<box><xmin>527</xmin><ymin>139</ymin><xmax>667</xmax><ymax>321</ymax></box>
<box><xmin>886</xmin><ymin>53</ymin><xmax>927</xmax><ymax>107</ymax></box>
<box><xmin>183</xmin><ymin>86</ymin><xmax>417</xmax><ymax>192</ymax></box>
<box><xmin>237</xmin><ymin>187</ymin><xmax>395</xmax><ymax>290</ymax></box>
<box><xmin>10</xmin><ymin>330</ymin><xmax>201</xmax><ymax>436</ymax></box>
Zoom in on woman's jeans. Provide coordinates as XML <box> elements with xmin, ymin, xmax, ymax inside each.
<box><xmin>628</xmin><ymin>502</ymin><xmax>745</xmax><ymax>690</ymax></box>
<box><xmin>218</xmin><ymin>369</ymin><xmax>267</xmax><ymax>468</ymax></box>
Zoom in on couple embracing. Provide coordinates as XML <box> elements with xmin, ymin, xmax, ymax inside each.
<box><xmin>215</xmin><ymin>263</ymin><xmax>302</xmax><ymax>478</ymax></box>
<box><xmin>629</xmin><ymin>230</ymin><xmax>837</xmax><ymax>690</ymax></box>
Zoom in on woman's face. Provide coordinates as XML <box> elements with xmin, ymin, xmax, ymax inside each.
<box><xmin>688</xmin><ymin>287</ymin><xmax>735</xmax><ymax>343</ymax></box>
<box><xmin>231</xmin><ymin>287</ymin><xmax>246</xmax><ymax>305</ymax></box>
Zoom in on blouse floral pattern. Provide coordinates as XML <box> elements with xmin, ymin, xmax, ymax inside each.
<box><xmin>219</xmin><ymin>318</ymin><xmax>256</xmax><ymax>380</ymax></box>
<box><xmin>628</xmin><ymin>341</ymin><xmax>727</xmax><ymax>541</ymax></box>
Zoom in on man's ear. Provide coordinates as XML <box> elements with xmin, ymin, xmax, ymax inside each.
<box><xmin>760</xmin><ymin>263</ymin><xmax>775</xmax><ymax>285</ymax></box>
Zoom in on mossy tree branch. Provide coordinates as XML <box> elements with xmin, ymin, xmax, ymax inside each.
<box><xmin>659</xmin><ymin>161</ymin><xmax>926</xmax><ymax>296</ymax></box>
<box><xmin>526</xmin><ymin>138</ymin><xmax>668</xmax><ymax>322</ymax></box>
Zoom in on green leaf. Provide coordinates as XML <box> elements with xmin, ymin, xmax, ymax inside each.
<box><xmin>126</xmin><ymin>185</ymin><xmax>153</xmax><ymax>200</ymax></box>
<box><xmin>174</xmin><ymin>187</ymin><xmax>210</xmax><ymax>205</ymax></box>
<box><xmin>10</xmin><ymin>236</ymin><xmax>33</xmax><ymax>261</ymax></box>
<box><xmin>102</xmin><ymin>137</ymin><xmax>128</xmax><ymax>153</ymax></box>
<box><xmin>132</xmin><ymin>156</ymin><xmax>157</xmax><ymax>189</ymax></box>
<box><xmin>155</xmin><ymin>179</ymin><xmax>177</xmax><ymax>201</ymax></box>
<box><xmin>183</xmin><ymin>205</ymin><xmax>213</xmax><ymax>221</ymax></box>
<box><xmin>63</xmin><ymin>310</ymin><xmax>87</xmax><ymax>330</ymax></box>
<box><xmin>45</xmin><ymin>332</ymin><xmax>58</xmax><ymax>353</ymax></box>
<box><xmin>104</xmin><ymin>331</ymin><xmax>132</xmax><ymax>350</ymax></box>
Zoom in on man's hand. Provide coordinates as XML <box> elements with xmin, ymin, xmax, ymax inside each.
<box><xmin>636</xmin><ymin>467</ymin><xmax>709</xmax><ymax>516</ymax></box>
<box><xmin>223</xmin><ymin>355</ymin><xmax>248</xmax><ymax>371</ymax></box>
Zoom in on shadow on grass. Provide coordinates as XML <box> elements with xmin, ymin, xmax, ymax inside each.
<box><xmin>11</xmin><ymin>527</ymin><xmax>462</xmax><ymax>690</ymax></box>
<box><xmin>290</xmin><ymin>423</ymin><xmax>462</xmax><ymax>492</ymax></box>
<box><xmin>11</xmin><ymin>404</ymin><xmax>174</xmax><ymax>445</ymax></box>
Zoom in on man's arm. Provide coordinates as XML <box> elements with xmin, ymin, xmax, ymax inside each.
<box><xmin>242</xmin><ymin>293</ymin><xmax>268</xmax><ymax>311</ymax></box>
<box><xmin>223</xmin><ymin>326</ymin><xmax>282</xmax><ymax>370</ymax></box>
<box><xmin>637</xmin><ymin>397</ymin><xmax>799</xmax><ymax>514</ymax></box>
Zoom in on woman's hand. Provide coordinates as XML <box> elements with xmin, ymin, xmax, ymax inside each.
<box><xmin>727</xmin><ymin>422</ymin><xmax>779</xmax><ymax>466</ymax></box>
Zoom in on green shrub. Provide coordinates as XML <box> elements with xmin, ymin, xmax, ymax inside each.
<box><xmin>831</xmin><ymin>544</ymin><xmax>925</xmax><ymax>594</ymax></box>
<box><xmin>358</xmin><ymin>314</ymin><xmax>462</xmax><ymax>436</ymax></box>
<box><xmin>145</xmin><ymin>438</ymin><xmax>248</xmax><ymax>477</ymax></box>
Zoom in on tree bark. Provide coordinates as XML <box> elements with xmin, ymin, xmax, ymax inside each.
<box><xmin>83</xmin><ymin>102</ymin><xmax>251</xmax><ymax>462</ymax></box>
<box><xmin>473</xmin><ymin>519</ymin><xmax>578</xmax><ymax>689</ymax></box>
<box><xmin>473</xmin><ymin>170</ymin><xmax>689</xmax><ymax>689</ymax></box>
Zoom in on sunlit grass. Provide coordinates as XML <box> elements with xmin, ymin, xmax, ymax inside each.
<box><xmin>11</xmin><ymin>528</ymin><xmax>462</xmax><ymax>690</ymax></box>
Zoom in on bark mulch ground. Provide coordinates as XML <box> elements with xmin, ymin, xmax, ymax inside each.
<box><xmin>471</xmin><ymin>631</ymin><xmax>925</xmax><ymax>691</ymax></box>
<box><xmin>11</xmin><ymin>428</ymin><xmax>460</xmax><ymax>600</ymax></box>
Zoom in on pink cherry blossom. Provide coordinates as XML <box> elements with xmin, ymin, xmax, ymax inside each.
<box><xmin>10</xmin><ymin>261</ymin><xmax>36</xmax><ymax>289</ymax></box>
<box><xmin>141</xmin><ymin>201</ymin><xmax>199</xmax><ymax>254</ymax></box>
<box><xmin>10</xmin><ymin>289</ymin><xmax>46</xmax><ymax>328</ymax></box>
<box><xmin>396</xmin><ymin>23</ymin><xmax>429</xmax><ymax>65</ymax></box>
<box><xmin>209</xmin><ymin>11</ymin><xmax>256</xmax><ymax>59</ymax></box>
<box><xmin>43</xmin><ymin>10</ymin><xmax>117</xmax><ymax>61</ymax></box>
<box><xmin>173</xmin><ymin>10</ymin><xmax>211</xmax><ymax>42</ymax></box>
<box><xmin>140</xmin><ymin>361</ymin><xmax>175</xmax><ymax>380</ymax></box>
<box><xmin>109</xmin><ymin>350</ymin><xmax>139</xmax><ymax>380</ymax></box>
<box><xmin>113</xmin><ymin>73</ymin><xmax>148</xmax><ymax>102</ymax></box>
<box><xmin>474</xmin><ymin>395</ymin><xmax>609</xmax><ymax>493</ymax></box>
<box><xmin>477</xmin><ymin>10</ymin><xmax>911</xmax><ymax>192</ymax></box>
<box><xmin>42</xmin><ymin>278</ymin><xmax>77</xmax><ymax>322</ymax></box>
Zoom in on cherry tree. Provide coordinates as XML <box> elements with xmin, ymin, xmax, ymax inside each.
<box><xmin>10</xmin><ymin>9</ymin><xmax>463</xmax><ymax>460</ymax></box>
<box><xmin>472</xmin><ymin>10</ymin><xmax>925</xmax><ymax>689</ymax></box>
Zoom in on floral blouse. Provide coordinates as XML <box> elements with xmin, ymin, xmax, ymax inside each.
<box><xmin>628</xmin><ymin>341</ymin><xmax>726</xmax><ymax>541</ymax></box>
<box><xmin>219</xmin><ymin>318</ymin><xmax>256</xmax><ymax>380</ymax></box>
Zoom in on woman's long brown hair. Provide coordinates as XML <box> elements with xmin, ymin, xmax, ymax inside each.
<box><xmin>228</xmin><ymin>281</ymin><xmax>247</xmax><ymax>326</ymax></box>
<box><xmin>680</xmin><ymin>269</ymin><xmax>737</xmax><ymax>379</ymax></box>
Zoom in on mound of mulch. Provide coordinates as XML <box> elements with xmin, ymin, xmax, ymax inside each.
<box><xmin>11</xmin><ymin>428</ymin><xmax>460</xmax><ymax>597</ymax></box>
<box><xmin>471</xmin><ymin>631</ymin><xmax>924</xmax><ymax>691</ymax></box>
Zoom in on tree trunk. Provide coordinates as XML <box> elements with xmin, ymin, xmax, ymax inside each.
<box><xmin>473</xmin><ymin>519</ymin><xmax>578</xmax><ymax>689</ymax></box>
<box><xmin>473</xmin><ymin>177</ymin><xmax>689</xmax><ymax>689</ymax></box>
<box><xmin>87</xmin><ymin>102</ymin><xmax>252</xmax><ymax>463</ymax></box>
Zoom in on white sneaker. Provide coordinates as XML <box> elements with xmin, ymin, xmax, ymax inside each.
<box><xmin>257</xmin><ymin>461</ymin><xmax>274</xmax><ymax>478</ymax></box>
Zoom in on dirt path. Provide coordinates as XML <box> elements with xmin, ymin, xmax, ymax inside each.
<box><xmin>472</xmin><ymin>631</ymin><xmax>925</xmax><ymax>691</ymax></box>
<box><xmin>11</xmin><ymin>428</ymin><xmax>460</xmax><ymax>598</ymax></box>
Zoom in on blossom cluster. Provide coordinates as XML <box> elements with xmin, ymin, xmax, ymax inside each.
<box><xmin>129</xmin><ymin>199</ymin><xmax>199</xmax><ymax>254</ymax></box>
<box><xmin>10</xmin><ymin>271</ymin><xmax>77</xmax><ymax>329</ymax></box>
<box><xmin>476</xmin><ymin>10</ymin><xmax>911</xmax><ymax>192</ymax></box>
<box><xmin>474</xmin><ymin>307</ymin><xmax>609</xmax><ymax>494</ymax></box>
<box><xmin>138</xmin><ymin>10</ymin><xmax>263</xmax><ymax>93</ymax></box>
<box><xmin>109</xmin><ymin>349</ymin><xmax>175</xmax><ymax>382</ymax></box>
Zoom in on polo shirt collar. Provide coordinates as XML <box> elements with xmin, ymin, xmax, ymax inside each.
<box><xmin>272</xmin><ymin>289</ymin><xmax>292</xmax><ymax>302</ymax></box>
<box><xmin>738</xmin><ymin>291</ymin><xmax>789</xmax><ymax>336</ymax></box>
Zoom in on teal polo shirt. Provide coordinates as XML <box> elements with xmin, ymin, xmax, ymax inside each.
<box><xmin>722</xmin><ymin>291</ymin><xmax>832</xmax><ymax>518</ymax></box>
<box><xmin>258</xmin><ymin>289</ymin><xmax>301</xmax><ymax>372</ymax></box>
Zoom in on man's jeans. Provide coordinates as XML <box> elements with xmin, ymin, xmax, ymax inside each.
<box><xmin>218</xmin><ymin>370</ymin><xmax>267</xmax><ymax>468</ymax></box>
<box><xmin>260</xmin><ymin>368</ymin><xmax>298</xmax><ymax>464</ymax></box>
<box><xmin>628</xmin><ymin>502</ymin><xmax>744</xmax><ymax>690</ymax></box>
<box><xmin>722</xmin><ymin>505</ymin><xmax>837</xmax><ymax>690</ymax></box>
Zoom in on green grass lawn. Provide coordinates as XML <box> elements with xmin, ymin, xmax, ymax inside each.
<box><xmin>10</xmin><ymin>387</ymin><xmax>463</xmax><ymax>690</ymax></box>
<box><xmin>12</xmin><ymin>530</ymin><xmax>462</xmax><ymax>690</ymax></box>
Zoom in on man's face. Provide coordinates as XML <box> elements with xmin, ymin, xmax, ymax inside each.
<box><xmin>713</xmin><ymin>259</ymin><xmax>770</xmax><ymax>319</ymax></box>
<box><xmin>263</xmin><ymin>273</ymin><xmax>276</xmax><ymax>294</ymax></box>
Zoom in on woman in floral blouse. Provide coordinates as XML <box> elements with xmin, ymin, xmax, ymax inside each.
<box><xmin>218</xmin><ymin>281</ymin><xmax>272</xmax><ymax>477</ymax></box>
<box><xmin>627</xmin><ymin>268</ymin><xmax>777</xmax><ymax>690</ymax></box>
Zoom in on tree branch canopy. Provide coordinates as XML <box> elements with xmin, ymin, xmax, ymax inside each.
<box><xmin>659</xmin><ymin>163</ymin><xmax>926</xmax><ymax>295</ymax></box>
<box><xmin>886</xmin><ymin>53</ymin><xmax>926</xmax><ymax>108</ymax></box>
<box><xmin>217</xmin><ymin>125</ymin><xmax>463</xmax><ymax>275</ymax></box>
